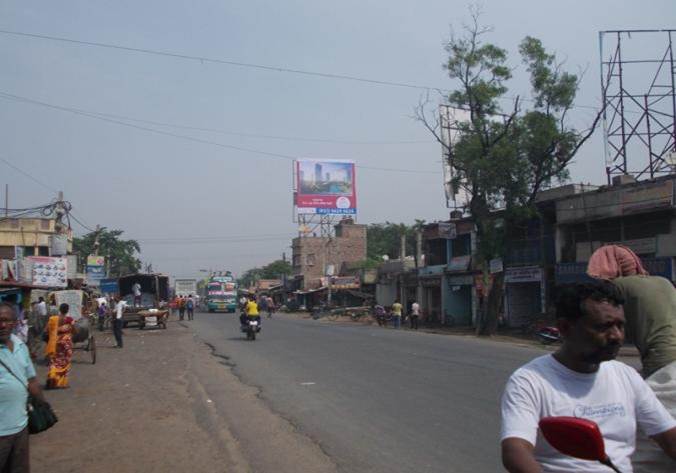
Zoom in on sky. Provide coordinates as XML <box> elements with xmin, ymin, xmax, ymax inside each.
<box><xmin>0</xmin><ymin>1</ymin><xmax>674</xmax><ymax>278</ymax></box>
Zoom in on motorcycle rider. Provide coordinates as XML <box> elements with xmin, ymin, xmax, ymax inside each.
<box><xmin>501</xmin><ymin>281</ymin><xmax>676</xmax><ymax>472</ymax></box>
<box><xmin>240</xmin><ymin>296</ymin><xmax>261</xmax><ymax>328</ymax></box>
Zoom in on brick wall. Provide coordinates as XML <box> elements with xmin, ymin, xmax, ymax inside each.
<box><xmin>292</xmin><ymin>222</ymin><xmax>367</xmax><ymax>289</ymax></box>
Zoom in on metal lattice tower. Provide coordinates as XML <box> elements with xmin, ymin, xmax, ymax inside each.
<box><xmin>600</xmin><ymin>29</ymin><xmax>676</xmax><ymax>183</ymax></box>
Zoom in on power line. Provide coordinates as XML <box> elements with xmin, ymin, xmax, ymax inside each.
<box><xmin>0</xmin><ymin>156</ymin><xmax>59</xmax><ymax>193</ymax></box>
<box><xmin>0</xmin><ymin>91</ymin><xmax>440</xmax><ymax>175</ymax></box>
<box><xmin>68</xmin><ymin>211</ymin><xmax>96</xmax><ymax>232</ymax></box>
<box><xmin>0</xmin><ymin>29</ymin><xmax>603</xmax><ymax>113</ymax></box>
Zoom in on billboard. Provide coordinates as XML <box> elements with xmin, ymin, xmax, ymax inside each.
<box><xmin>28</xmin><ymin>256</ymin><xmax>68</xmax><ymax>288</ymax></box>
<box><xmin>295</xmin><ymin>160</ymin><xmax>357</xmax><ymax>215</ymax></box>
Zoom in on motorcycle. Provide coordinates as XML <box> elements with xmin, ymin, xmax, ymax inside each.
<box><xmin>540</xmin><ymin>416</ymin><xmax>622</xmax><ymax>472</ymax></box>
<box><xmin>241</xmin><ymin>317</ymin><xmax>261</xmax><ymax>341</ymax></box>
<box><xmin>536</xmin><ymin>326</ymin><xmax>561</xmax><ymax>344</ymax></box>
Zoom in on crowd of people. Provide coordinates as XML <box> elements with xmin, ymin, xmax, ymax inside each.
<box><xmin>373</xmin><ymin>299</ymin><xmax>421</xmax><ymax>330</ymax></box>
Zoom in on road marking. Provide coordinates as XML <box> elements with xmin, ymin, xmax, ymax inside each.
<box><xmin>300</xmin><ymin>382</ymin><xmax>316</xmax><ymax>386</ymax></box>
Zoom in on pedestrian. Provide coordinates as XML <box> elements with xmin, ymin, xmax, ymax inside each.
<box><xmin>132</xmin><ymin>281</ymin><xmax>142</xmax><ymax>307</ymax></box>
<box><xmin>500</xmin><ymin>281</ymin><xmax>676</xmax><ymax>472</ymax></box>
<box><xmin>374</xmin><ymin>304</ymin><xmax>386</xmax><ymax>326</ymax></box>
<box><xmin>113</xmin><ymin>298</ymin><xmax>125</xmax><ymax>348</ymax></box>
<box><xmin>45</xmin><ymin>303</ymin><xmax>76</xmax><ymax>389</ymax></box>
<box><xmin>409</xmin><ymin>301</ymin><xmax>420</xmax><ymax>330</ymax></box>
<box><xmin>0</xmin><ymin>302</ymin><xmax>46</xmax><ymax>473</ymax></box>
<box><xmin>186</xmin><ymin>295</ymin><xmax>195</xmax><ymax>321</ymax></box>
<box><xmin>178</xmin><ymin>296</ymin><xmax>186</xmax><ymax>321</ymax></box>
<box><xmin>391</xmin><ymin>300</ymin><xmax>403</xmax><ymax>328</ymax></box>
<box><xmin>35</xmin><ymin>296</ymin><xmax>48</xmax><ymax>333</ymax></box>
<box><xmin>97</xmin><ymin>301</ymin><xmax>107</xmax><ymax>331</ymax></box>
<box><xmin>266</xmin><ymin>296</ymin><xmax>275</xmax><ymax>318</ymax></box>
<box><xmin>259</xmin><ymin>295</ymin><xmax>268</xmax><ymax>315</ymax></box>
<box><xmin>587</xmin><ymin>244</ymin><xmax>676</xmax><ymax>471</ymax></box>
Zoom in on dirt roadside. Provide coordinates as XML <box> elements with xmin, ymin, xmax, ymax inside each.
<box><xmin>30</xmin><ymin>319</ymin><xmax>337</xmax><ymax>473</ymax></box>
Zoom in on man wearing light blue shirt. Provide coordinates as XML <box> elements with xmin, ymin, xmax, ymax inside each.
<box><xmin>0</xmin><ymin>302</ymin><xmax>45</xmax><ymax>473</ymax></box>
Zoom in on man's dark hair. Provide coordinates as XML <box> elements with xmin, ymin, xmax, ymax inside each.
<box><xmin>38</xmin><ymin>297</ymin><xmax>44</xmax><ymax>302</ymax></box>
<box><xmin>0</xmin><ymin>302</ymin><xmax>16</xmax><ymax>318</ymax></box>
<box><xmin>59</xmin><ymin>303</ymin><xmax>69</xmax><ymax>315</ymax></box>
<box><xmin>556</xmin><ymin>281</ymin><xmax>625</xmax><ymax>320</ymax></box>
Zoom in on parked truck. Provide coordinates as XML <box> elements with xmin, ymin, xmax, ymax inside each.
<box><xmin>174</xmin><ymin>278</ymin><xmax>197</xmax><ymax>297</ymax></box>
<box><xmin>118</xmin><ymin>273</ymin><xmax>170</xmax><ymax>327</ymax></box>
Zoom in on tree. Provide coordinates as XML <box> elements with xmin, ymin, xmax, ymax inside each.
<box><xmin>73</xmin><ymin>228</ymin><xmax>141</xmax><ymax>277</ymax></box>
<box><xmin>416</xmin><ymin>10</ymin><xmax>600</xmax><ymax>335</ymax></box>
<box><xmin>238</xmin><ymin>259</ymin><xmax>292</xmax><ymax>288</ymax></box>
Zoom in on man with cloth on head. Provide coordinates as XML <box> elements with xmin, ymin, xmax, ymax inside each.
<box><xmin>587</xmin><ymin>244</ymin><xmax>676</xmax><ymax>472</ymax></box>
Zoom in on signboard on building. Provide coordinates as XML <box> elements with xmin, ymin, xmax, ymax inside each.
<box><xmin>28</xmin><ymin>256</ymin><xmax>67</xmax><ymax>287</ymax></box>
<box><xmin>437</xmin><ymin>222</ymin><xmax>457</xmax><ymax>239</ymax></box>
<box><xmin>447</xmin><ymin>255</ymin><xmax>471</xmax><ymax>272</ymax></box>
<box><xmin>86</xmin><ymin>255</ymin><xmax>105</xmax><ymax>287</ymax></box>
<box><xmin>489</xmin><ymin>258</ymin><xmax>504</xmax><ymax>274</ymax></box>
<box><xmin>295</xmin><ymin>159</ymin><xmax>357</xmax><ymax>215</ymax></box>
<box><xmin>556</xmin><ymin>257</ymin><xmax>674</xmax><ymax>283</ymax></box>
<box><xmin>504</xmin><ymin>266</ymin><xmax>543</xmax><ymax>283</ymax></box>
<box><xmin>99</xmin><ymin>278</ymin><xmax>119</xmax><ymax>294</ymax></box>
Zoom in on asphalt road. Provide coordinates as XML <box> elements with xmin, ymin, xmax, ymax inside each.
<box><xmin>190</xmin><ymin>311</ymin><xmax>545</xmax><ymax>473</ymax></box>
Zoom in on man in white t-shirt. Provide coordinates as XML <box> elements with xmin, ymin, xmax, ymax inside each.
<box><xmin>132</xmin><ymin>282</ymin><xmax>142</xmax><ymax>307</ymax></box>
<box><xmin>501</xmin><ymin>281</ymin><xmax>676</xmax><ymax>472</ymax></box>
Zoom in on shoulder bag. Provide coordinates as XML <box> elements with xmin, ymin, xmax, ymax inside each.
<box><xmin>0</xmin><ymin>357</ymin><xmax>58</xmax><ymax>434</ymax></box>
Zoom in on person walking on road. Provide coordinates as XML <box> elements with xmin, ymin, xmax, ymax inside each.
<box><xmin>186</xmin><ymin>295</ymin><xmax>195</xmax><ymax>321</ymax></box>
<box><xmin>113</xmin><ymin>298</ymin><xmax>125</xmax><ymax>348</ymax></box>
<box><xmin>391</xmin><ymin>300</ymin><xmax>403</xmax><ymax>329</ymax></box>
<box><xmin>0</xmin><ymin>302</ymin><xmax>46</xmax><ymax>473</ymax></box>
<box><xmin>45</xmin><ymin>303</ymin><xmax>76</xmax><ymax>389</ymax></box>
<box><xmin>587</xmin><ymin>244</ymin><xmax>676</xmax><ymax>472</ymax></box>
<box><xmin>409</xmin><ymin>301</ymin><xmax>420</xmax><ymax>330</ymax></box>
<box><xmin>266</xmin><ymin>296</ymin><xmax>275</xmax><ymax>318</ymax></box>
<box><xmin>178</xmin><ymin>296</ymin><xmax>186</xmax><ymax>321</ymax></box>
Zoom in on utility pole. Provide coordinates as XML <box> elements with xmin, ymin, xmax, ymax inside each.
<box><xmin>4</xmin><ymin>184</ymin><xmax>8</xmax><ymax>217</ymax></box>
<box><xmin>93</xmin><ymin>224</ymin><xmax>101</xmax><ymax>256</ymax></box>
<box><xmin>54</xmin><ymin>191</ymin><xmax>66</xmax><ymax>235</ymax></box>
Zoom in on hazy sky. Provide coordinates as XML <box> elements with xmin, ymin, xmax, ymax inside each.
<box><xmin>1</xmin><ymin>1</ymin><xmax>674</xmax><ymax>278</ymax></box>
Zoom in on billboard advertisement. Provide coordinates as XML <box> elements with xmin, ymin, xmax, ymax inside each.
<box><xmin>295</xmin><ymin>160</ymin><xmax>357</xmax><ymax>215</ymax></box>
<box><xmin>28</xmin><ymin>256</ymin><xmax>68</xmax><ymax>288</ymax></box>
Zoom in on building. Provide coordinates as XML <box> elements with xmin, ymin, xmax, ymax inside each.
<box><xmin>0</xmin><ymin>217</ymin><xmax>72</xmax><ymax>259</ymax></box>
<box><xmin>291</xmin><ymin>218</ymin><xmax>367</xmax><ymax>291</ymax></box>
<box><xmin>554</xmin><ymin>175</ymin><xmax>676</xmax><ymax>284</ymax></box>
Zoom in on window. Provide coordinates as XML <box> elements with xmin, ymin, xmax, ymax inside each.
<box><xmin>306</xmin><ymin>254</ymin><xmax>316</xmax><ymax>266</ymax></box>
<box><xmin>292</xmin><ymin>255</ymin><xmax>301</xmax><ymax>267</ymax></box>
<box><xmin>40</xmin><ymin>219</ymin><xmax>51</xmax><ymax>230</ymax></box>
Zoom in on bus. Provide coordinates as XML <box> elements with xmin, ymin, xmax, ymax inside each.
<box><xmin>206</xmin><ymin>275</ymin><xmax>237</xmax><ymax>313</ymax></box>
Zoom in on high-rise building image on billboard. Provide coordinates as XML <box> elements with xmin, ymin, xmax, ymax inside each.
<box><xmin>294</xmin><ymin>160</ymin><xmax>357</xmax><ymax>215</ymax></box>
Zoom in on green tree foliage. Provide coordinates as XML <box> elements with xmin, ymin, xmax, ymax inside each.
<box><xmin>238</xmin><ymin>259</ymin><xmax>292</xmax><ymax>288</ymax></box>
<box><xmin>366</xmin><ymin>219</ymin><xmax>425</xmax><ymax>261</ymax></box>
<box><xmin>73</xmin><ymin>228</ymin><xmax>141</xmax><ymax>277</ymax></box>
<box><xmin>417</xmin><ymin>11</ymin><xmax>600</xmax><ymax>335</ymax></box>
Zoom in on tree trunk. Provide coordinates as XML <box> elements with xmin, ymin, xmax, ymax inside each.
<box><xmin>477</xmin><ymin>271</ymin><xmax>504</xmax><ymax>336</ymax></box>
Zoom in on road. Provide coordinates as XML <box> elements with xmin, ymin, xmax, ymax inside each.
<box><xmin>191</xmin><ymin>311</ymin><xmax>545</xmax><ymax>473</ymax></box>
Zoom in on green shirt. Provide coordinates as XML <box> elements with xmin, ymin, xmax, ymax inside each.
<box><xmin>613</xmin><ymin>275</ymin><xmax>676</xmax><ymax>378</ymax></box>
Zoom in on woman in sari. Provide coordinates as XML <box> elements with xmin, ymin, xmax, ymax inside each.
<box><xmin>45</xmin><ymin>302</ymin><xmax>76</xmax><ymax>389</ymax></box>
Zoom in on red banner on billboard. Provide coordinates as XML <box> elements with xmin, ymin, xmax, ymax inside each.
<box><xmin>295</xmin><ymin>160</ymin><xmax>357</xmax><ymax>215</ymax></box>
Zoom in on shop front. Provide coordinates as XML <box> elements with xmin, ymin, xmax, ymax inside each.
<box><xmin>504</xmin><ymin>266</ymin><xmax>545</xmax><ymax>328</ymax></box>
<box><xmin>555</xmin><ymin>257</ymin><xmax>674</xmax><ymax>284</ymax></box>
<box><xmin>444</xmin><ymin>273</ymin><xmax>474</xmax><ymax>326</ymax></box>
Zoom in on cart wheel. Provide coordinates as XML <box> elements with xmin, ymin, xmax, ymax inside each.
<box><xmin>139</xmin><ymin>324</ymin><xmax>144</xmax><ymax>330</ymax></box>
<box><xmin>89</xmin><ymin>336</ymin><xmax>97</xmax><ymax>364</ymax></box>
